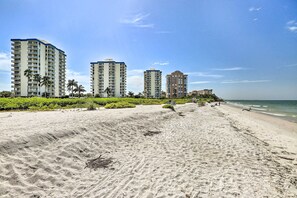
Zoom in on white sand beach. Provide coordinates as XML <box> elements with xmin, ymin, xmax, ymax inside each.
<box><xmin>0</xmin><ymin>103</ymin><xmax>297</xmax><ymax>197</ymax></box>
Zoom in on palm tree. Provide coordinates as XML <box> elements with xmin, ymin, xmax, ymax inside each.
<box><xmin>41</xmin><ymin>76</ymin><xmax>53</xmax><ymax>98</ymax></box>
<box><xmin>33</xmin><ymin>74</ymin><xmax>42</xmax><ymax>96</ymax></box>
<box><xmin>104</xmin><ymin>87</ymin><xmax>111</xmax><ymax>97</ymax></box>
<box><xmin>24</xmin><ymin>69</ymin><xmax>33</xmax><ymax>96</ymax></box>
<box><xmin>67</xmin><ymin>79</ymin><xmax>78</xmax><ymax>97</ymax></box>
<box><xmin>137</xmin><ymin>92</ymin><xmax>143</xmax><ymax>98</ymax></box>
<box><xmin>128</xmin><ymin>91</ymin><xmax>134</xmax><ymax>98</ymax></box>
<box><xmin>73</xmin><ymin>84</ymin><xmax>86</xmax><ymax>98</ymax></box>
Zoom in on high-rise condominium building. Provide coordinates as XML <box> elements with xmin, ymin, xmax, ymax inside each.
<box><xmin>188</xmin><ymin>89</ymin><xmax>213</xmax><ymax>97</ymax></box>
<box><xmin>90</xmin><ymin>59</ymin><xmax>126</xmax><ymax>97</ymax></box>
<box><xmin>11</xmin><ymin>38</ymin><xmax>66</xmax><ymax>97</ymax></box>
<box><xmin>166</xmin><ymin>70</ymin><xmax>188</xmax><ymax>98</ymax></box>
<box><xmin>144</xmin><ymin>69</ymin><xmax>162</xmax><ymax>98</ymax></box>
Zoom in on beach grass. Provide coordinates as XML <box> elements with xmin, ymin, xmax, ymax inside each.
<box><xmin>0</xmin><ymin>97</ymin><xmax>192</xmax><ymax>111</ymax></box>
<box><xmin>104</xmin><ymin>102</ymin><xmax>136</xmax><ymax>109</ymax></box>
<box><xmin>162</xmin><ymin>104</ymin><xmax>175</xmax><ymax>111</ymax></box>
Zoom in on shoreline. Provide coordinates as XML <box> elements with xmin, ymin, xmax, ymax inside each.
<box><xmin>225</xmin><ymin>101</ymin><xmax>297</xmax><ymax>124</ymax></box>
<box><xmin>217</xmin><ymin>103</ymin><xmax>297</xmax><ymax>155</ymax></box>
<box><xmin>221</xmin><ymin>102</ymin><xmax>297</xmax><ymax>134</ymax></box>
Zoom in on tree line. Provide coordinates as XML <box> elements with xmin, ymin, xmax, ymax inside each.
<box><xmin>23</xmin><ymin>68</ymin><xmax>52</xmax><ymax>97</ymax></box>
<box><xmin>67</xmin><ymin>79</ymin><xmax>86</xmax><ymax>97</ymax></box>
<box><xmin>22</xmin><ymin>69</ymin><xmax>86</xmax><ymax>98</ymax></box>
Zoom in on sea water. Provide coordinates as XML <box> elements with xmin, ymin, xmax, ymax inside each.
<box><xmin>226</xmin><ymin>100</ymin><xmax>297</xmax><ymax>123</ymax></box>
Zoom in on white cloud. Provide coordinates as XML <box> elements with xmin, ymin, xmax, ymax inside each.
<box><xmin>190</xmin><ymin>81</ymin><xmax>212</xmax><ymax>84</ymax></box>
<box><xmin>127</xmin><ymin>75</ymin><xmax>144</xmax><ymax>93</ymax></box>
<box><xmin>135</xmin><ymin>24</ymin><xmax>154</xmax><ymax>28</ymax></box>
<box><xmin>0</xmin><ymin>83</ymin><xmax>11</xmax><ymax>91</ymax></box>
<box><xmin>212</xmin><ymin>67</ymin><xmax>245</xmax><ymax>71</ymax></box>
<box><xmin>284</xmin><ymin>63</ymin><xmax>297</xmax><ymax>67</ymax></box>
<box><xmin>153</xmin><ymin>61</ymin><xmax>169</xmax><ymax>66</ymax></box>
<box><xmin>0</xmin><ymin>52</ymin><xmax>11</xmax><ymax>72</ymax></box>
<box><xmin>120</xmin><ymin>13</ymin><xmax>154</xmax><ymax>28</ymax></box>
<box><xmin>66</xmin><ymin>69</ymin><xmax>90</xmax><ymax>92</ymax></box>
<box><xmin>287</xmin><ymin>20</ymin><xmax>296</xmax><ymax>25</ymax></box>
<box><xmin>286</xmin><ymin>20</ymin><xmax>297</xmax><ymax>33</ymax></box>
<box><xmin>127</xmin><ymin>69</ymin><xmax>144</xmax><ymax>76</ymax></box>
<box><xmin>122</xmin><ymin>13</ymin><xmax>150</xmax><ymax>24</ymax></box>
<box><xmin>127</xmin><ymin>69</ymin><xmax>145</xmax><ymax>93</ymax></box>
<box><xmin>249</xmin><ymin>7</ymin><xmax>261</xmax><ymax>12</ymax></box>
<box><xmin>288</xmin><ymin>26</ymin><xmax>297</xmax><ymax>32</ymax></box>
<box><xmin>221</xmin><ymin>80</ymin><xmax>271</xmax><ymax>84</ymax></box>
<box><xmin>186</xmin><ymin>72</ymin><xmax>223</xmax><ymax>78</ymax></box>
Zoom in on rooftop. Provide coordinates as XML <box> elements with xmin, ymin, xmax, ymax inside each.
<box><xmin>11</xmin><ymin>38</ymin><xmax>65</xmax><ymax>53</ymax></box>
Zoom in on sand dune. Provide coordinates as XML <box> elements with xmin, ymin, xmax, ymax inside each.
<box><xmin>0</xmin><ymin>104</ymin><xmax>296</xmax><ymax>197</ymax></box>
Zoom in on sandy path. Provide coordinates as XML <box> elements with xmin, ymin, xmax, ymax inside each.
<box><xmin>0</xmin><ymin>104</ymin><xmax>296</xmax><ymax>197</ymax></box>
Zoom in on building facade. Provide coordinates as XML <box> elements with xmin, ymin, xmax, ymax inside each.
<box><xmin>90</xmin><ymin>59</ymin><xmax>126</xmax><ymax>97</ymax></box>
<box><xmin>144</xmin><ymin>69</ymin><xmax>162</xmax><ymax>98</ymax></box>
<box><xmin>188</xmin><ymin>89</ymin><xmax>213</xmax><ymax>97</ymax></box>
<box><xmin>11</xmin><ymin>38</ymin><xmax>66</xmax><ymax>97</ymax></box>
<box><xmin>166</xmin><ymin>70</ymin><xmax>188</xmax><ymax>98</ymax></box>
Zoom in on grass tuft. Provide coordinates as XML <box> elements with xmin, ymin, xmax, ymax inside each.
<box><xmin>162</xmin><ymin>104</ymin><xmax>175</xmax><ymax>111</ymax></box>
<box><xmin>104</xmin><ymin>102</ymin><xmax>136</xmax><ymax>109</ymax></box>
<box><xmin>87</xmin><ymin>102</ymin><xmax>97</xmax><ymax>110</ymax></box>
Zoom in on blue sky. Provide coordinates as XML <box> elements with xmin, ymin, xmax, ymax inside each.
<box><xmin>0</xmin><ymin>0</ymin><xmax>296</xmax><ymax>99</ymax></box>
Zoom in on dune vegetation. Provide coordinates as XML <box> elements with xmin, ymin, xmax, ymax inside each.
<box><xmin>104</xmin><ymin>102</ymin><xmax>136</xmax><ymax>109</ymax></box>
<box><xmin>162</xmin><ymin>104</ymin><xmax>175</xmax><ymax>111</ymax></box>
<box><xmin>0</xmin><ymin>97</ymin><xmax>192</xmax><ymax>111</ymax></box>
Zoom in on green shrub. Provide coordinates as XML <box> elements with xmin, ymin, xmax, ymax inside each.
<box><xmin>48</xmin><ymin>103</ymin><xmax>61</xmax><ymax>109</ymax></box>
<box><xmin>198</xmin><ymin>101</ymin><xmax>206</xmax><ymax>107</ymax></box>
<box><xmin>175</xmin><ymin>99</ymin><xmax>191</xmax><ymax>104</ymax></box>
<box><xmin>5</xmin><ymin>102</ymin><xmax>19</xmax><ymax>110</ymax></box>
<box><xmin>162</xmin><ymin>104</ymin><xmax>175</xmax><ymax>111</ymax></box>
<box><xmin>28</xmin><ymin>106</ymin><xmax>40</xmax><ymax>111</ymax></box>
<box><xmin>87</xmin><ymin>102</ymin><xmax>97</xmax><ymax>110</ymax></box>
<box><xmin>104</xmin><ymin>102</ymin><xmax>136</xmax><ymax>109</ymax></box>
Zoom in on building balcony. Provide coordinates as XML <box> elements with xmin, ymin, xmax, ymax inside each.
<box><xmin>28</xmin><ymin>40</ymin><xmax>38</xmax><ymax>44</ymax></box>
<box><xmin>11</xmin><ymin>67</ymin><xmax>20</xmax><ymax>71</ymax></box>
<box><xmin>12</xmin><ymin>43</ymin><xmax>21</xmax><ymax>48</ymax></box>
<box><xmin>12</xmin><ymin>50</ymin><xmax>21</xmax><ymax>55</ymax></box>
<box><xmin>28</xmin><ymin>50</ymin><xmax>38</xmax><ymax>54</ymax></box>
<box><xmin>27</xmin><ymin>61</ymin><xmax>39</xmax><ymax>66</ymax></box>
<box><xmin>13</xmin><ymin>78</ymin><xmax>21</xmax><ymax>81</ymax></box>
<box><xmin>28</xmin><ymin>46</ymin><xmax>38</xmax><ymax>50</ymax></box>
<box><xmin>13</xmin><ymin>56</ymin><xmax>21</xmax><ymax>60</ymax></box>
<box><xmin>28</xmin><ymin>55</ymin><xmax>38</xmax><ymax>59</ymax></box>
<box><xmin>11</xmin><ymin>59</ymin><xmax>21</xmax><ymax>63</ymax></box>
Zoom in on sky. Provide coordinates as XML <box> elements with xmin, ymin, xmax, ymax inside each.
<box><xmin>0</xmin><ymin>0</ymin><xmax>297</xmax><ymax>100</ymax></box>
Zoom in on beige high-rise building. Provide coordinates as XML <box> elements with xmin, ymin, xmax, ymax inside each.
<box><xmin>144</xmin><ymin>69</ymin><xmax>162</xmax><ymax>98</ymax></box>
<box><xmin>166</xmin><ymin>70</ymin><xmax>188</xmax><ymax>98</ymax></box>
<box><xmin>188</xmin><ymin>89</ymin><xmax>213</xmax><ymax>97</ymax></box>
<box><xmin>90</xmin><ymin>59</ymin><xmax>126</xmax><ymax>97</ymax></box>
<box><xmin>11</xmin><ymin>38</ymin><xmax>66</xmax><ymax>97</ymax></box>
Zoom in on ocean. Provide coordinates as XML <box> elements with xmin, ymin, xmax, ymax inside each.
<box><xmin>226</xmin><ymin>100</ymin><xmax>297</xmax><ymax>123</ymax></box>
